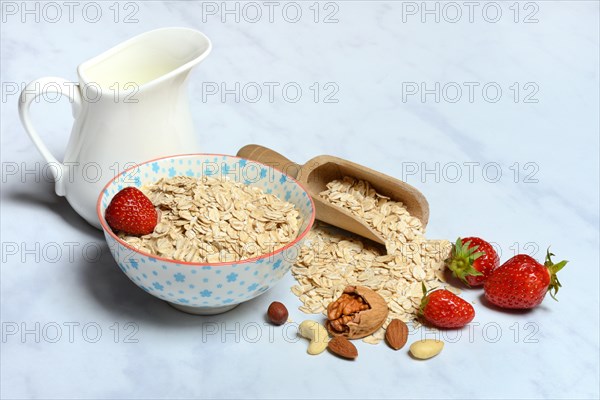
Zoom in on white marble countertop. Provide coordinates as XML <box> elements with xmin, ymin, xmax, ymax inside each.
<box><xmin>1</xmin><ymin>1</ymin><xmax>599</xmax><ymax>398</ymax></box>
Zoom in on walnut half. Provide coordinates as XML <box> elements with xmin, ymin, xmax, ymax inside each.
<box><xmin>326</xmin><ymin>286</ymin><xmax>389</xmax><ymax>339</ymax></box>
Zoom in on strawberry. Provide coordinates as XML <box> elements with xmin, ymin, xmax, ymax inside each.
<box><xmin>447</xmin><ymin>237</ymin><xmax>500</xmax><ymax>286</ymax></box>
<box><xmin>419</xmin><ymin>284</ymin><xmax>475</xmax><ymax>328</ymax></box>
<box><xmin>105</xmin><ymin>187</ymin><xmax>158</xmax><ymax>235</ymax></box>
<box><xmin>484</xmin><ymin>249</ymin><xmax>568</xmax><ymax>309</ymax></box>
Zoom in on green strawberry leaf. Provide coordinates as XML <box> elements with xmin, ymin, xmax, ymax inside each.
<box><xmin>418</xmin><ymin>282</ymin><xmax>431</xmax><ymax>317</ymax></box>
<box><xmin>446</xmin><ymin>237</ymin><xmax>484</xmax><ymax>286</ymax></box>
<box><xmin>544</xmin><ymin>247</ymin><xmax>568</xmax><ymax>301</ymax></box>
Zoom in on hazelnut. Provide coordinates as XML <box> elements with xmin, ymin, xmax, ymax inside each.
<box><xmin>267</xmin><ymin>301</ymin><xmax>288</xmax><ymax>325</ymax></box>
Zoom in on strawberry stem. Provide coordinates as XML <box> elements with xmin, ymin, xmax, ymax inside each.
<box><xmin>544</xmin><ymin>247</ymin><xmax>568</xmax><ymax>301</ymax></box>
<box><xmin>418</xmin><ymin>282</ymin><xmax>431</xmax><ymax>317</ymax></box>
<box><xmin>446</xmin><ymin>238</ymin><xmax>484</xmax><ymax>286</ymax></box>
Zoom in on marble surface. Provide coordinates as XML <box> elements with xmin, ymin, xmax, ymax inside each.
<box><xmin>1</xmin><ymin>1</ymin><xmax>599</xmax><ymax>398</ymax></box>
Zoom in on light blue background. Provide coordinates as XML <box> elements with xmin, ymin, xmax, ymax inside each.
<box><xmin>1</xmin><ymin>1</ymin><xmax>598</xmax><ymax>399</ymax></box>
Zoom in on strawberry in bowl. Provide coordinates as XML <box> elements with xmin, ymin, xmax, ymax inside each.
<box><xmin>104</xmin><ymin>187</ymin><xmax>158</xmax><ymax>235</ymax></box>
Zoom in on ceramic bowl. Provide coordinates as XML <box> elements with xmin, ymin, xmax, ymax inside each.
<box><xmin>97</xmin><ymin>154</ymin><xmax>315</xmax><ymax>315</ymax></box>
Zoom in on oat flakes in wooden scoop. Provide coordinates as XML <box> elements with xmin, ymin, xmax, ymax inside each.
<box><xmin>237</xmin><ymin>145</ymin><xmax>429</xmax><ymax>246</ymax></box>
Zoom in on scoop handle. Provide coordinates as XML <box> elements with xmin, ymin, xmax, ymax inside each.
<box><xmin>237</xmin><ymin>144</ymin><xmax>301</xmax><ymax>179</ymax></box>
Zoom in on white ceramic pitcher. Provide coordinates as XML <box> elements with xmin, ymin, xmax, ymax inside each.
<box><xmin>19</xmin><ymin>28</ymin><xmax>211</xmax><ymax>229</ymax></box>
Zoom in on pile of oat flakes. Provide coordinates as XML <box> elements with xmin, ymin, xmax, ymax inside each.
<box><xmin>291</xmin><ymin>177</ymin><xmax>452</xmax><ymax>344</ymax></box>
<box><xmin>120</xmin><ymin>176</ymin><xmax>301</xmax><ymax>263</ymax></box>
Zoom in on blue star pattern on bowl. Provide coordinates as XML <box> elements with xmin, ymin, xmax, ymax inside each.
<box><xmin>97</xmin><ymin>154</ymin><xmax>315</xmax><ymax>313</ymax></box>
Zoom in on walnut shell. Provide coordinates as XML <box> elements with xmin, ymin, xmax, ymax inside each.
<box><xmin>326</xmin><ymin>286</ymin><xmax>389</xmax><ymax>339</ymax></box>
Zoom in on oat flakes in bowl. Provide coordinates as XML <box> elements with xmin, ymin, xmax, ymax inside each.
<box><xmin>119</xmin><ymin>175</ymin><xmax>303</xmax><ymax>263</ymax></box>
<box><xmin>97</xmin><ymin>154</ymin><xmax>315</xmax><ymax>315</ymax></box>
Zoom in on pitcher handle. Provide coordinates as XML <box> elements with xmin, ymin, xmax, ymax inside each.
<box><xmin>18</xmin><ymin>77</ymin><xmax>82</xmax><ymax>196</ymax></box>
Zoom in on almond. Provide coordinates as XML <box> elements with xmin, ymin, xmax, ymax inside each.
<box><xmin>327</xmin><ymin>336</ymin><xmax>358</xmax><ymax>359</ymax></box>
<box><xmin>385</xmin><ymin>319</ymin><xmax>408</xmax><ymax>350</ymax></box>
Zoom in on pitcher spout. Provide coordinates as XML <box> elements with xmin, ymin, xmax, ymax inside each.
<box><xmin>77</xmin><ymin>27</ymin><xmax>212</xmax><ymax>91</ymax></box>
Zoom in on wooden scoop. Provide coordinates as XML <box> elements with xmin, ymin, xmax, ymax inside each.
<box><xmin>237</xmin><ymin>145</ymin><xmax>429</xmax><ymax>245</ymax></box>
